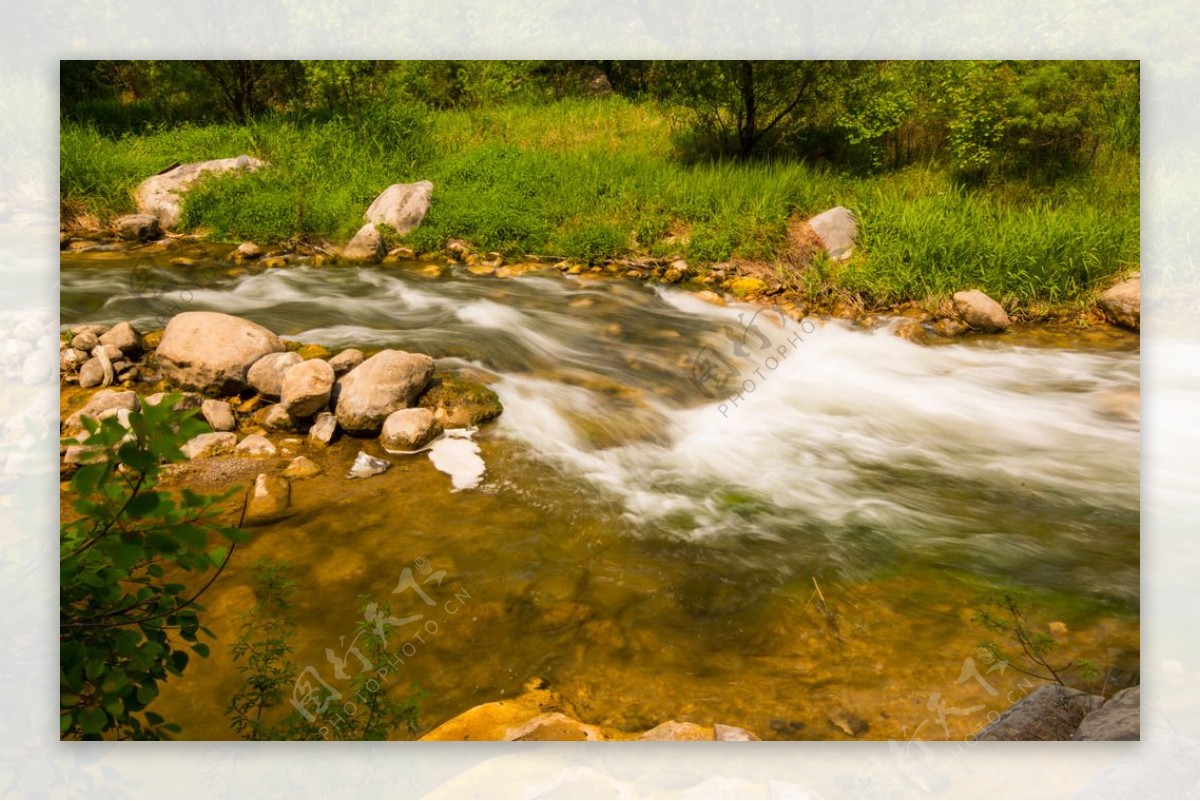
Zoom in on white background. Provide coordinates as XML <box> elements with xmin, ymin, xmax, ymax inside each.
<box><xmin>1</xmin><ymin>2</ymin><xmax>1196</xmax><ymax>797</ymax></box>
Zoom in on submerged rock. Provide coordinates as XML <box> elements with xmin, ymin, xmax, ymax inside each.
<box><xmin>283</xmin><ymin>455</ymin><xmax>322</xmax><ymax>479</ymax></box>
<box><xmin>346</xmin><ymin>450</ymin><xmax>390</xmax><ymax>479</ymax></box>
<box><xmin>952</xmin><ymin>289</ymin><xmax>1010</xmax><ymax>333</ymax></box>
<box><xmin>245</xmin><ymin>473</ymin><xmax>291</xmax><ymax>525</ymax></box>
<box><xmin>1097</xmin><ymin>276</ymin><xmax>1140</xmax><ymax>331</ymax></box>
<box><xmin>975</xmin><ymin>684</ymin><xmax>1104</xmax><ymax>741</ymax></box>
<box><xmin>334</xmin><ymin>349</ymin><xmax>435</xmax><ymax>435</ymax></box>
<box><xmin>504</xmin><ymin>712</ymin><xmax>606</xmax><ymax>742</ymax></box>
<box><xmin>157</xmin><ymin>311</ymin><xmax>285</xmax><ymax>394</ymax></box>
<box><xmin>363</xmin><ymin>180</ymin><xmax>433</xmax><ymax>235</ymax></box>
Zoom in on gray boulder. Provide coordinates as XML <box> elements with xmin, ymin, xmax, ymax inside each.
<box><xmin>334</xmin><ymin>349</ymin><xmax>435</xmax><ymax>435</ymax></box>
<box><xmin>78</xmin><ymin>356</ymin><xmax>111</xmax><ymax>388</ymax></box>
<box><xmin>247</xmin><ymin>352</ymin><xmax>303</xmax><ymax>399</ymax></box>
<box><xmin>135</xmin><ymin>155</ymin><xmax>266</xmax><ymax>229</ymax></box>
<box><xmin>380</xmin><ymin>407</ymin><xmax>441</xmax><ymax>452</ymax></box>
<box><xmin>113</xmin><ymin>214</ymin><xmax>161</xmax><ymax>241</ymax></box>
<box><xmin>156</xmin><ymin>312</ymin><xmax>285</xmax><ymax>394</ymax></box>
<box><xmin>953</xmin><ymin>289</ymin><xmax>1011</xmax><ymax>333</ymax></box>
<box><xmin>342</xmin><ymin>222</ymin><xmax>385</xmax><ymax>264</ymax></box>
<box><xmin>1098</xmin><ymin>276</ymin><xmax>1140</xmax><ymax>332</ymax></box>
<box><xmin>363</xmin><ymin>181</ymin><xmax>433</xmax><ymax>235</ymax></box>
<box><xmin>1074</xmin><ymin>686</ymin><xmax>1139</xmax><ymax>740</ymax></box>
<box><xmin>976</xmin><ymin>684</ymin><xmax>1105</xmax><ymax>741</ymax></box>
<box><xmin>200</xmin><ymin>399</ymin><xmax>236</xmax><ymax>432</ymax></box>
<box><xmin>280</xmin><ymin>359</ymin><xmax>335</xmax><ymax>418</ymax></box>
<box><xmin>807</xmin><ymin>206</ymin><xmax>857</xmax><ymax>261</ymax></box>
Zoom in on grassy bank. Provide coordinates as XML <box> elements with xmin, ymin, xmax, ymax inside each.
<box><xmin>60</xmin><ymin>96</ymin><xmax>1139</xmax><ymax>308</ymax></box>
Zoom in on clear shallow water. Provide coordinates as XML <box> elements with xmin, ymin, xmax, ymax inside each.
<box><xmin>61</xmin><ymin>254</ymin><xmax>1140</xmax><ymax>739</ymax></box>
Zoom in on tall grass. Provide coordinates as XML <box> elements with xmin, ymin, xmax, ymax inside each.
<box><xmin>60</xmin><ymin>96</ymin><xmax>1139</xmax><ymax>306</ymax></box>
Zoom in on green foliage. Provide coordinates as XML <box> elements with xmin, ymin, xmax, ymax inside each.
<box><xmin>226</xmin><ymin>560</ymin><xmax>301</xmax><ymax>741</ymax></box>
<box><xmin>331</xmin><ymin>601</ymin><xmax>422</xmax><ymax>741</ymax></box>
<box><xmin>973</xmin><ymin>591</ymin><xmax>1083</xmax><ymax>688</ymax></box>
<box><xmin>60</xmin><ymin>62</ymin><xmax>1139</xmax><ymax>306</ymax></box>
<box><xmin>60</xmin><ymin>395</ymin><xmax>248</xmax><ymax>740</ymax></box>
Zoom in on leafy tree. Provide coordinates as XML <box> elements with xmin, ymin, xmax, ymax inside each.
<box><xmin>60</xmin><ymin>396</ymin><xmax>247</xmax><ymax>740</ymax></box>
<box><xmin>654</xmin><ymin>60</ymin><xmax>848</xmax><ymax>160</ymax></box>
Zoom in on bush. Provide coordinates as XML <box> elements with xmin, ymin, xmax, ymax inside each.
<box><xmin>60</xmin><ymin>396</ymin><xmax>248</xmax><ymax>740</ymax></box>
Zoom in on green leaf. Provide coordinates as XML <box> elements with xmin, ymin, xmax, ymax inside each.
<box><xmin>207</xmin><ymin>547</ymin><xmax>229</xmax><ymax>568</ymax></box>
<box><xmin>78</xmin><ymin>707</ymin><xmax>108</xmax><ymax>736</ymax></box>
<box><xmin>191</xmin><ymin>643</ymin><xmax>211</xmax><ymax>658</ymax></box>
<box><xmin>136</xmin><ymin>681</ymin><xmax>158</xmax><ymax>705</ymax></box>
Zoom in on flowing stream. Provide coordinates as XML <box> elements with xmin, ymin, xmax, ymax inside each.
<box><xmin>61</xmin><ymin>251</ymin><xmax>1140</xmax><ymax>740</ymax></box>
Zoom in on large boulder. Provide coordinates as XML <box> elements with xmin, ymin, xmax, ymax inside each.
<box><xmin>953</xmin><ymin>289</ymin><xmax>1011</xmax><ymax>333</ymax></box>
<box><xmin>976</xmin><ymin>684</ymin><xmax>1105</xmax><ymax>741</ymax></box>
<box><xmin>247</xmin><ymin>352</ymin><xmax>303</xmax><ymax>399</ymax></box>
<box><xmin>806</xmin><ymin>206</ymin><xmax>857</xmax><ymax>261</ymax></box>
<box><xmin>363</xmin><ymin>181</ymin><xmax>433</xmax><ymax>235</ymax></box>
<box><xmin>280</xmin><ymin>359</ymin><xmax>335</xmax><ymax>418</ymax></box>
<box><xmin>416</xmin><ymin>372</ymin><xmax>503</xmax><ymax>428</ymax></box>
<box><xmin>1074</xmin><ymin>686</ymin><xmax>1139</xmax><ymax>740</ymax></box>
<box><xmin>380</xmin><ymin>407</ymin><xmax>441</xmax><ymax>452</ymax></box>
<box><xmin>1097</xmin><ymin>276</ymin><xmax>1140</xmax><ymax>332</ymax></box>
<box><xmin>157</xmin><ymin>312</ymin><xmax>285</xmax><ymax>394</ymax></box>
<box><xmin>341</xmin><ymin>223</ymin><xmax>386</xmax><ymax>264</ymax></box>
<box><xmin>135</xmin><ymin>155</ymin><xmax>266</xmax><ymax>229</ymax></box>
<box><xmin>334</xmin><ymin>350</ymin><xmax>435</xmax><ymax>435</ymax></box>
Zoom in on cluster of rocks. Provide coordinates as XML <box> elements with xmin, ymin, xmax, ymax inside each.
<box><xmin>60</xmin><ymin>310</ymin><xmax>503</xmax><ymax>523</ymax></box>
<box><xmin>976</xmin><ymin>683</ymin><xmax>1139</xmax><ymax>741</ymax></box>
<box><xmin>419</xmin><ymin>677</ymin><xmax>763</xmax><ymax>742</ymax></box>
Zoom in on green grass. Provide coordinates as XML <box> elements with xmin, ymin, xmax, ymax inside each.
<box><xmin>60</xmin><ymin>95</ymin><xmax>1139</xmax><ymax>307</ymax></box>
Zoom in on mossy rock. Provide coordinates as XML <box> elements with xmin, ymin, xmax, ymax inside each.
<box><xmin>140</xmin><ymin>329</ymin><xmax>164</xmax><ymax>351</ymax></box>
<box><xmin>729</xmin><ymin>277</ymin><xmax>768</xmax><ymax>298</ymax></box>
<box><xmin>296</xmin><ymin>343</ymin><xmax>333</xmax><ymax>360</ymax></box>
<box><xmin>416</xmin><ymin>372</ymin><xmax>503</xmax><ymax>428</ymax></box>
